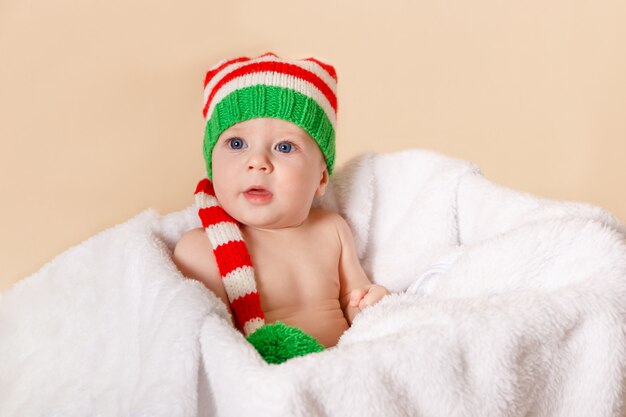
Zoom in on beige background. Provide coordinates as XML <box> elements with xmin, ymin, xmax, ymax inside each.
<box><xmin>1</xmin><ymin>0</ymin><xmax>625</xmax><ymax>292</ymax></box>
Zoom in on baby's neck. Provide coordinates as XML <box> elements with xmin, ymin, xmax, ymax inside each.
<box><xmin>241</xmin><ymin>221</ymin><xmax>305</xmax><ymax>236</ymax></box>
<box><xmin>239</xmin><ymin>213</ymin><xmax>313</xmax><ymax>238</ymax></box>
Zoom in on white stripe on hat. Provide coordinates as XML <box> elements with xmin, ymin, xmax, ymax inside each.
<box><xmin>203</xmin><ymin>55</ymin><xmax>337</xmax><ymax>110</ymax></box>
<box><xmin>195</xmin><ymin>192</ymin><xmax>219</xmax><ymax>209</ymax></box>
<box><xmin>206</xmin><ymin>222</ymin><xmax>243</xmax><ymax>248</ymax></box>
<box><xmin>204</xmin><ymin>71</ymin><xmax>337</xmax><ymax>129</ymax></box>
<box><xmin>223</xmin><ymin>266</ymin><xmax>257</xmax><ymax>301</ymax></box>
<box><xmin>243</xmin><ymin>317</ymin><xmax>265</xmax><ymax>336</ymax></box>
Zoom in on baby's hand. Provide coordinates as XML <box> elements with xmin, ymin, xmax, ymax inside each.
<box><xmin>349</xmin><ymin>284</ymin><xmax>390</xmax><ymax>310</ymax></box>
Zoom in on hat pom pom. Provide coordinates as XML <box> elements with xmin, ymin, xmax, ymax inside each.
<box><xmin>246</xmin><ymin>321</ymin><xmax>325</xmax><ymax>364</ymax></box>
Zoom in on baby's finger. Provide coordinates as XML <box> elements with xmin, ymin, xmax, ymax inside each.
<box><xmin>356</xmin><ymin>288</ymin><xmax>374</xmax><ymax>309</ymax></box>
<box><xmin>359</xmin><ymin>288</ymin><xmax>382</xmax><ymax>309</ymax></box>
<box><xmin>349</xmin><ymin>288</ymin><xmax>367</xmax><ymax>307</ymax></box>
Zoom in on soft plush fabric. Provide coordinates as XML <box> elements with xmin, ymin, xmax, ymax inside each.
<box><xmin>1</xmin><ymin>149</ymin><xmax>625</xmax><ymax>417</ymax></box>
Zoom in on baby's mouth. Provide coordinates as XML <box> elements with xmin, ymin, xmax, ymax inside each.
<box><xmin>243</xmin><ymin>186</ymin><xmax>273</xmax><ymax>203</ymax></box>
<box><xmin>244</xmin><ymin>186</ymin><xmax>271</xmax><ymax>195</ymax></box>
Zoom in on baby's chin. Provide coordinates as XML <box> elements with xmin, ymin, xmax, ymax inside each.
<box><xmin>234</xmin><ymin>212</ymin><xmax>308</xmax><ymax>231</ymax></box>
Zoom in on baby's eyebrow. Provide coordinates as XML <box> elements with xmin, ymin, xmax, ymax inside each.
<box><xmin>277</xmin><ymin>134</ymin><xmax>302</xmax><ymax>140</ymax></box>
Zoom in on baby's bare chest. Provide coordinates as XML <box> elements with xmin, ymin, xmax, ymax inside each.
<box><xmin>244</xmin><ymin>230</ymin><xmax>341</xmax><ymax>310</ymax></box>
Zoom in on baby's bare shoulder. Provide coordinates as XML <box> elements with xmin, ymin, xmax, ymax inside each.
<box><xmin>175</xmin><ymin>227</ymin><xmax>210</xmax><ymax>253</ymax></box>
<box><xmin>172</xmin><ymin>228</ymin><xmax>233</xmax><ymax>316</ymax></box>
<box><xmin>309</xmin><ymin>207</ymin><xmax>347</xmax><ymax>229</ymax></box>
<box><xmin>308</xmin><ymin>208</ymin><xmax>354</xmax><ymax>244</ymax></box>
<box><xmin>172</xmin><ymin>227</ymin><xmax>219</xmax><ymax>282</ymax></box>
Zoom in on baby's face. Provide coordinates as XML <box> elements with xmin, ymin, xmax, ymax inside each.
<box><xmin>211</xmin><ymin>117</ymin><xmax>329</xmax><ymax>230</ymax></box>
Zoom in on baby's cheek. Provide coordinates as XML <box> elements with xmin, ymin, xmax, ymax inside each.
<box><xmin>282</xmin><ymin>175</ymin><xmax>313</xmax><ymax>201</ymax></box>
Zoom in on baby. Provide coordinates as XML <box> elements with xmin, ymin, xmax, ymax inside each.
<box><xmin>172</xmin><ymin>52</ymin><xmax>389</xmax><ymax>348</ymax></box>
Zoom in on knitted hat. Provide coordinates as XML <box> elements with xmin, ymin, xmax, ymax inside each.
<box><xmin>201</xmin><ymin>52</ymin><xmax>338</xmax><ymax>180</ymax></box>
<box><xmin>195</xmin><ymin>177</ymin><xmax>265</xmax><ymax>336</ymax></box>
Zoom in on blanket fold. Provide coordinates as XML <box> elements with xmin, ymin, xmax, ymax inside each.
<box><xmin>2</xmin><ymin>149</ymin><xmax>625</xmax><ymax>417</ymax></box>
<box><xmin>0</xmin><ymin>210</ymin><xmax>216</xmax><ymax>416</ymax></box>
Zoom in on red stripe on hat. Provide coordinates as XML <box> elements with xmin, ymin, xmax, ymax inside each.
<box><xmin>203</xmin><ymin>61</ymin><xmax>337</xmax><ymax>119</ymax></box>
<box><xmin>203</xmin><ymin>56</ymin><xmax>250</xmax><ymax>88</ymax></box>
<box><xmin>231</xmin><ymin>292</ymin><xmax>265</xmax><ymax>328</ymax></box>
<box><xmin>214</xmin><ymin>240</ymin><xmax>253</xmax><ymax>277</ymax></box>
<box><xmin>198</xmin><ymin>206</ymin><xmax>238</xmax><ymax>228</ymax></box>
<box><xmin>304</xmin><ymin>57</ymin><xmax>337</xmax><ymax>81</ymax></box>
<box><xmin>195</xmin><ymin>178</ymin><xmax>213</xmax><ymax>195</ymax></box>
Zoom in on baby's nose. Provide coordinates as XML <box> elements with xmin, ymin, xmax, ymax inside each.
<box><xmin>247</xmin><ymin>153</ymin><xmax>273</xmax><ymax>172</ymax></box>
<box><xmin>248</xmin><ymin>163</ymin><xmax>268</xmax><ymax>171</ymax></box>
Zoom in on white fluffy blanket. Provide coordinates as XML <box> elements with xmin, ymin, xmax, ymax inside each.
<box><xmin>2</xmin><ymin>150</ymin><xmax>626</xmax><ymax>417</ymax></box>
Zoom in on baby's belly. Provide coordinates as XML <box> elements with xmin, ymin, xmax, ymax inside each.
<box><xmin>264</xmin><ymin>299</ymin><xmax>350</xmax><ymax>348</ymax></box>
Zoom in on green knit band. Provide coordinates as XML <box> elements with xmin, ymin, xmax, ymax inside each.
<box><xmin>203</xmin><ymin>85</ymin><xmax>335</xmax><ymax>180</ymax></box>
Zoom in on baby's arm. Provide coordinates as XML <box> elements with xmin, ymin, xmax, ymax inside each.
<box><xmin>172</xmin><ymin>228</ymin><xmax>235</xmax><ymax>325</ymax></box>
<box><xmin>335</xmin><ymin>215</ymin><xmax>390</xmax><ymax>324</ymax></box>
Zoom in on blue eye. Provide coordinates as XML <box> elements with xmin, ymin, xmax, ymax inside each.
<box><xmin>276</xmin><ymin>142</ymin><xmax>294</xmax><ymax>153</ymax></box>
<box><xmin>227</xmin><ymin>138</ymin><xmax>246</xmax><ymax>150</ymax></box>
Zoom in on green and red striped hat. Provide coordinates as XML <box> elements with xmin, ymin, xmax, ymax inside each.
<box><xmin>202</xmin><ymin>52</ymin><xmax>338</xmax><ymax>180</ymax></box>
<box><xmin>195</xmin><ymin>177</ymin><xmax>265</xmax><ymax>336</ymax></box>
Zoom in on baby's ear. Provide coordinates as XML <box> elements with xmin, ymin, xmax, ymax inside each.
<box><xmin>315</xmin><ymin>168</ymin><xmax>329</xmax><ymax>197</ymax></box>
